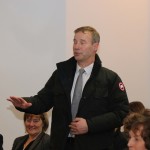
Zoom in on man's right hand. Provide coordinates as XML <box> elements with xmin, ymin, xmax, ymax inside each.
<box><xmin>7</xmin><ymin>96</ymin><xmax>32</xmax><ymax>109</ymax></box>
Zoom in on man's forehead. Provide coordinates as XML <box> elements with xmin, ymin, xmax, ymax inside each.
<box><xmin>75</xmin><ymin>31</ymin><xmax>92</xmax><ymax>35</ymax></box>
<box><xmin>74</xmin><ymin>31</ymin><xmax>92</xmax><ymax>39</ymax></box>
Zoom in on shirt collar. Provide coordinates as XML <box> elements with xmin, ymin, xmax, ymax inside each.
<box><xmin>76</xmin><ymin>63</ymin><xmax>94</xmax><ymax>75</ymax></box>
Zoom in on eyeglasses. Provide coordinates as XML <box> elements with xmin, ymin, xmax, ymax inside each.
<box><xmin>25</xmin><ymin>118</ymin><xmax>41</xmax><ymax>123</ymax></box>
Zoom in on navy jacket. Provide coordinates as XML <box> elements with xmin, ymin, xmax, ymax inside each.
<box><xmin>18</xmin><ymin>54</ymin><xmax>129</xmax><ymax>150</ymax></box>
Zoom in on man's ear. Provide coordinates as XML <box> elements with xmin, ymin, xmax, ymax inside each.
<box><xmin>93</xmin><ymin>43</ymin><xmax>99</xmax><ymax>52</ymax></box>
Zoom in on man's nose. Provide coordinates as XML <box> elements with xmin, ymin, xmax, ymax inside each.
<box><xmin>74</xmin><ymin>43</ymin><xmax>80</xmax><ymax>49</ymax></box>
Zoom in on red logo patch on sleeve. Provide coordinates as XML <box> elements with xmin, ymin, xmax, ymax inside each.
<box><xmin>119</xmin><ymin>82</ymin><xmax>125</xmax><ymax>91</ymax></box>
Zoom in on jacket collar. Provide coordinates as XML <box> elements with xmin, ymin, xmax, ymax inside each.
<box><xmin>56</xmin><ymin>54</ymin><xmax>102</xmax><ymax>99</ymax></box>
<box><xmin>55</xmin><ymin>54</ymin><xmax>102</xmax><ymax>120</ymax></box>
<box><xmin>56</xmin><ymin>54</ymin><xmax>102</xmax><ymax>78</ymax></box>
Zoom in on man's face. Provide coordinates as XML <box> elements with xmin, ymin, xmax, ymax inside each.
<box><xmin>73</xmin><ymin>31</ymin><xmax>99</xmax><ymax>66</ymax></box>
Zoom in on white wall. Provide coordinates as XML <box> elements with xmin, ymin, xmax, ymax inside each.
<box><xmin>0</xmin><ymin>0</ymin><xmax>65</xmax><ymax>149</ymax></box>
<box><xmin>0</xmin><ymin>0</ymin><xmax>150</xmax><ymax>149</ymax></box>
<box><xmin>66</xmin><ymin>0</ymin><xmax>150</xmax><ymax>104</ymax></box>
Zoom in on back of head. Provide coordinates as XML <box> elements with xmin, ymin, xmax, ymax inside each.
<box><xmin>129</xmin><ymin>101</ymin><xmax>145</xmax><ymax>114</ymax></box>
<box><xmin>143</xmin><ymin>108</ymin><xmax>150</xmax><ymax>117</ymax></box>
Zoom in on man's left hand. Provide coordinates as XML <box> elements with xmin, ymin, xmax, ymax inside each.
<box><xmin>69</xmin><ymin>117</ymin><xmax>88</xmax><ymax>135</ymax></box>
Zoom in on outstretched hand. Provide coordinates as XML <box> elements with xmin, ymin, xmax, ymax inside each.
<box><xmin>7</xmin><ymin>96</ymin><xmax>32</xmax><ymax>109</ymax></box>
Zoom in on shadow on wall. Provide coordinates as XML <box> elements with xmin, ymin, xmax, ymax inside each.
<box><xmin>7</xmin><ymin>105</ymin><xmax>23</xmax><ymax>120</ymax></box>
<box><xmin>7</xmin><ymin>105</ymin><xmax>52</xmax><ymax>120</ymax></box>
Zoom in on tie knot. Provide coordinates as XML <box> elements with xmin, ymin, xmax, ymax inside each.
<box><xmin>79</xmin><ymin>68</ymin><xmax>85</xmax><ymax>75</ymax></box>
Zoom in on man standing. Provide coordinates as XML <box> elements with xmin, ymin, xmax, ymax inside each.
<box><xmin>7</xmin><ymin>26</ymin><xmax>129</xmax><ymax>150</ymax></box>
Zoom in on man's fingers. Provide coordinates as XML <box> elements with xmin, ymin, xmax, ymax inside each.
<box><xmin>7</xmin><ymin>96</ymin><xmax>32</xmax><ymax>109</ymax></box>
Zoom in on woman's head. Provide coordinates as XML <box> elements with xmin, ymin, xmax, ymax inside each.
<box><xmin>24</xmin><ymin>113</ymin><xmax>49</xmax><ymax>136</ymax></box>
<box><xmin>123</xmin><ymin>113</ymin><xmax>144</xmax><ymax>133</ymax></box>
<box><xmin>128</xmin><ymin>124</ymin><xmax>145</xmax><ymax>150</ymax></box>
<box><xmin>128</xmin><ymin>117</ymin><xmax>150</xmax><ymax>150</ymax></box>
<box><xmin>142</xmin><ymin>118</ymin><xmax>150</xmax><ymax>149</ymax></box>
<box><xmin>129</xmin><ymin>101</ymin><xmax>145</xmax><ymax>114</ymax></box>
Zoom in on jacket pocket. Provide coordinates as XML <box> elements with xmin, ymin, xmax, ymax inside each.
<box><xmin>94</xmin><ymin>87</ymin><xmax>109</xmax><ymax>99</ymax></box>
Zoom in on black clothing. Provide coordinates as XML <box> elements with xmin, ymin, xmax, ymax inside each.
<box><xmin>18</xmin><ymin>54</ymin><xmax>129</xmax><ymax>150</ymax></box>
<box><xmin>12</xmin><ymin>132</ymin><xmax>50</xmax><ymax>150</ymax></box>
<box><xmin>113</xmin><ymin>128</ymin><xmax>128</xmax><ymax>150</ymax></box>
<box><xmin>0</xmin><ymin>134</ymin><xmax>3</xmax><ymax>150</ymax></box>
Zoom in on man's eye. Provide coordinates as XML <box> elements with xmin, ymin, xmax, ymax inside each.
<box><xmin>81</xmin><ymin>42</ymin><xmax>85</xmax><ymax>45</ymax></box>
<box><xmin>73</xmin><ymin>39</ymin><xmax>77</xmax><ymax>44</ymax></box>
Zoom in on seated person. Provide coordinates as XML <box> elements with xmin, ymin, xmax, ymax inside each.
<box><xmin>129</xmin><ymin>101</ymin><xmax>145</xmax><ymax>114</ymax></box>
<box><xmin>0</xmin><ymin>134</ymin><xmax>3</xmax><ymax>150</ymax></box>
<box><xmin>113</xmin><ymin>101</ymin><xmax>145</xmax><ymax>150</ymax></box>
<box><xmin>123</xmin><ymin>112</ymin><xmax>144</xmax><ymax>134</ymax></box>
<box><xmin>128</xmin><ymin>117</ymin><xmax>150</xmax><ymax>150</ymax></box>
<box><xmin>12</xmin><ymin>113</ymin><xmax>50</xmax><ymax>150</ymax></box>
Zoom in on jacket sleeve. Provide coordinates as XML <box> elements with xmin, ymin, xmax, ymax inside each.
<box><xmin>42</xmin><ymin>134</ymin><xmax>50</xmax><ymax>150</ymax></box>
<box><xmin>16</xmin><ymin>70</ymin><xmax>57</xmax><ymax>114</ymax></box>
<box><xmin>11</xmin><ymin>138</ymin><xmax>18</xmax><ymax>150</ymax></box>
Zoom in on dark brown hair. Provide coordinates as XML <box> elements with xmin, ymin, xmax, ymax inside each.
<box><xmin>131</xmin><ymin>117</ymin><xmax>150</xmax><ymax>149</ymax></box>
<box><xmin>123</xmin><ymin>112</ymin><xmax>145</xmax><ymax>133</ymax></box>
<box><xmin>143</xmin><ymin>108</ymin><xmax>150</xmax><ymax>117</ymax></box>
<box><xmin>129</xmin><ymin>101</ymin><xmax>145</xmax><ymax>114</ymax></box>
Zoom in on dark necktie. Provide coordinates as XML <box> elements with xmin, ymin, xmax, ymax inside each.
<box><xmin>71</xmin><ymin>68</ymin><xmax>85</xmax><ymax>119</ymax></box>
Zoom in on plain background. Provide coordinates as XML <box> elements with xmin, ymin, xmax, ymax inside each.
<box><xmin>0</xmin><ymin>0</ymin><xmax>150</xmax><ymax>149</ymax></box>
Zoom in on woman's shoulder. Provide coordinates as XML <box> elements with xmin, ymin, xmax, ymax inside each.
<box><xmin>42</xmin><ymin>133</ymin><xmax>50</xmax><ymax>139</ymax></box>
<box><xmin>14</xmin><ymin>134</ymin><xmax>28</xmax><ymax>142</ymax></box>
<box><xmin>37</xmin><ymin>132</ymin><xmax>50</xmax><ymax>148</ymax></box>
